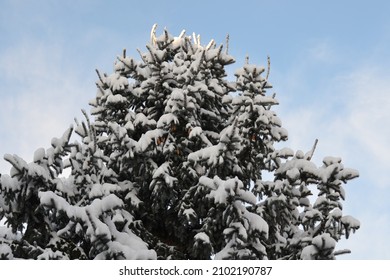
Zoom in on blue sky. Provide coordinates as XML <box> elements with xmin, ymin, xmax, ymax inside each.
<box><xmin>1</xmin><ymin>0</ymin><xmax>389</xmax><ymax>259</ymax></box>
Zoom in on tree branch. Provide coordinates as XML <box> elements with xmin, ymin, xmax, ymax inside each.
<box><xmin>305</xmin><ymin>138</ymin><xmax>319</xmax><ymax>161</ymax></box>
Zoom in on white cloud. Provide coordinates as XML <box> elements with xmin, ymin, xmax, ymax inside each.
<box><xmin>336</xmin><ymin>211</ymin><xmax>390</xmax><ymax>259</ymax></box>
<box><xmin>273</xmin><ymin>45</ymin><xmax>390</xmax><ymax>259</ymax></box>
<box><xmin>307</xmin><ymin>39</ymin><xmax>338</xmax><ymax>64</ymax></box>
<box><xmin>342</xmin><ymin>68</ymin><xmax>390</xmax><ymax>185</ymax></box>
<box><xmin>274</xmin><ymin>38</ymin><xmax>390</xmax><ymax>186</ymax></box>
<box><xmin>0</xmin><ymin>39</ymin><xmax>94</xmax><ymax>173</ymax></box>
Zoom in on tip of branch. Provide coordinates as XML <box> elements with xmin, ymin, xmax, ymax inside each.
<box><xmin>225</xmin><ymin>34</ymin><xmax>230</xmax><ymax>54</ymax></box>
<box><xmin>305</xmin><ymin>138</ymin><xmax>319</xmax><ymax>161</ymax></box>
<box><xmin>150</xmin><ymin>24</ymin><xmax>158</xmax><ymax>46</ymax></box>
<box><xmin>245</xmin><ymin>55</ymin><xmax>249</xmax><ymax>64</ymax></box>
<box><xmin>266</xmin><ymin>55</ymin><xmax>271</xmax><ymax>80</ymax></box>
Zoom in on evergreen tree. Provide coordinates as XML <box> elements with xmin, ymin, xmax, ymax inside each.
<box><xmin>0</xmin><ymin>26</ymin><xmax>360</xmax><ymax>259</ymax></box>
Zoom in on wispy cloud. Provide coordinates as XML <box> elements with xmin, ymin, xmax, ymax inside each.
<box><xmin>337</xmin><ymin>211</ymin><xmax>390</xmax><ymax>259</ymax></box>
<box><xmin>281</xmin><ymin>64</ymin><xmax>390</xmax><ymax>189</ymax></box>
<box><xmin>0</xmin><ymin>39</ymin><xmax>93</xmax><ymax>173</ymax></box>
<box><xmin>273</xmin><ymin>40</ymin><xmax>390</xmax><ymax>259</ymax></box>
<box><xmin>342</xmin><ymin>68</ymin><xmax>390</xmax><ymax>186</ymax></box>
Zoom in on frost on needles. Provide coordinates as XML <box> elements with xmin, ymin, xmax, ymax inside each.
<box><xmin>0</xmin><ymin>25</ymin><xmax>360</xmax><ymax>260</ymax></box>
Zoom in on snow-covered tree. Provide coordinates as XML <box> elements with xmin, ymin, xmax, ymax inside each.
<box><xmin>0</xmin><ymin>25</ymin><xmax>360</xmax><ymax>259</ymax></box>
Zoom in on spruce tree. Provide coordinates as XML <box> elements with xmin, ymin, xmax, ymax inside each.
<box><xmin>0</xmin><ymin>26</ymin><xmax>360</xmax><ymax>259</ymax></box>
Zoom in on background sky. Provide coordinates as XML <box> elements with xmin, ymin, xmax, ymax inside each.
<box><xmin>1</xmin><ymin>0</ymin><xmax>389</xmax><ymax>259</ymax></box>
